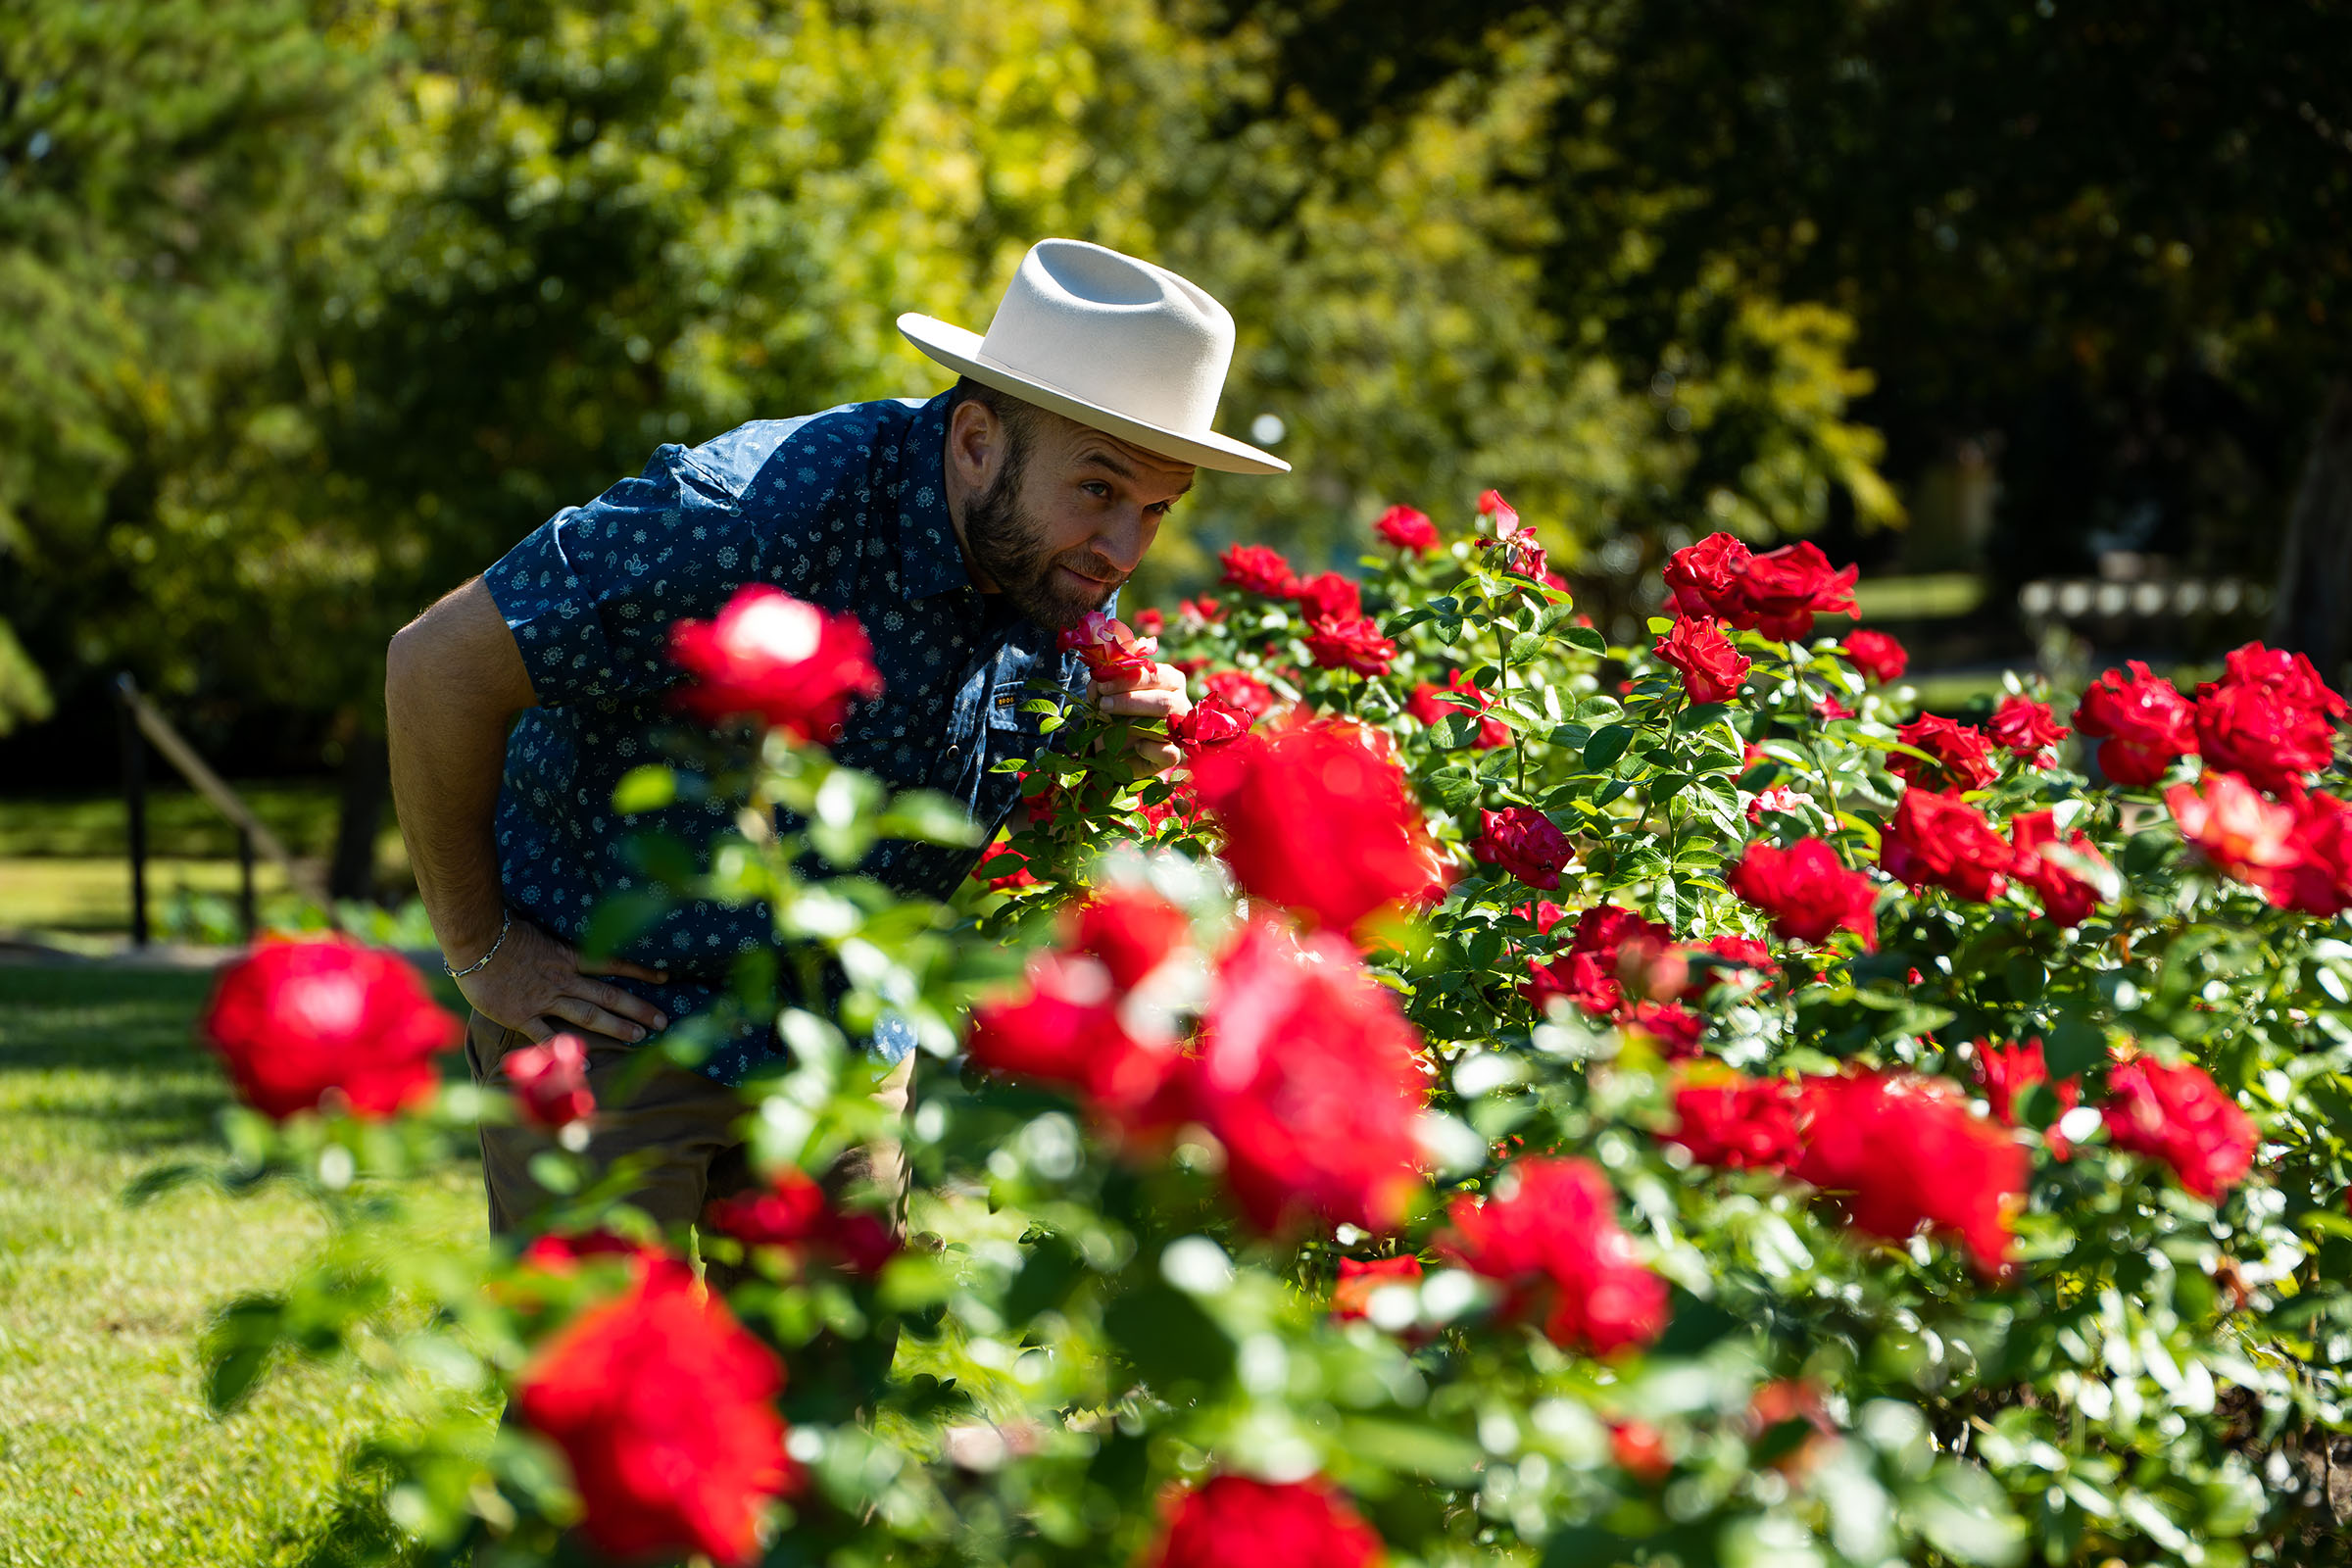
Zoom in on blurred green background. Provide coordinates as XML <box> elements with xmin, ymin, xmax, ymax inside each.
<box><xmin>1</xmin><ymin>0</ymin><xmax>2346</xmax><ymax>932</ymax></box>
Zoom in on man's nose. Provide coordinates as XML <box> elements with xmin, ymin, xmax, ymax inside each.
<box><xmin>1091</xmin><ymin>512</ymin><xmax>1152</xmax><ymax>575</ymax></box>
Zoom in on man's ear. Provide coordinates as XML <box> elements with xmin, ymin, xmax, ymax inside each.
<box><xmin>946</xmin><ymin>399</ymin><xmax>1006</xmax><ymax>491</ymax></box>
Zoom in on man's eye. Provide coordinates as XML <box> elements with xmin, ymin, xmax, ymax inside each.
<box><xmin>1149</xmin><ymin>500</ymin><xmax>1176</xmax><ymax>516</ymax></box>
<box><xmin>1083</xmin><ymin>481</ymin><xmax>1112</xmax><ymax>499</ymax></box>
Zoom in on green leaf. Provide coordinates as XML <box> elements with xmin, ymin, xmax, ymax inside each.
<box><xmin>1905</xmin><ymin>1461</ymin><xmax>2028</xmax><ymax>1565</ymax></box>
<box><xmin>1337</xmin><ymin>1417</ymin><xmax>1485</xmax><ymax>1485</ymax></box>
<box><xmin>1102</xmin><ymin>1282</ymin><xmax>1234</xmax><ymax>1393</ymax></box>
<box><xmin>1434</xmin><ymin>711</ymin><xmax>1483</xmax><ymax>750</ymax></box>
<box><xmin>874</xmin><ymin>790</ymin><xmax>983</xmax><ymax>847</ymax></box>
<box><xmin>201</xmin><ymin>1295</ymin><xmax>287</xmax><ymax>1412</ymax></box>
<box><xmin>1507</xmin><ymin>631</ymin><xmax>1544</xmax><ymax>662</ymax></box>
<box><xmin>1563</xmin><ymin>625</ymin><xmax>1608</xmax><ymax>658</ymax></box>
<box><xmin>612</xmin><ymin>763</ymin><xmax>676</xmax><ymax>814</ymax></box>
<box><xmin>1429</xmin><ymin>767</ymin><xmax>1483</xmax><ymax>812</ymax></box>
<box><xmin>2041</xmin><ymin>1003</ymin><xmax>2107</xmax><ymax>1078</ymax></box>
<box><xmin>1004</xmin><ymin>1235</ymin><xmax>1087</xmax><ymax>1325</ymax></box>
<box><xmin>1585</xmin><ymin>724</ymin><xmax>1634</xmax><ymax>770</ymax></box>
<box><xmin>578</xmin><ymin>890</ymin><xmax>670</xmax><ymax>963</ymax></box>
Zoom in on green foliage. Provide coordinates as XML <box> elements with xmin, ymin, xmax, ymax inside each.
<box><xmin>3</xmin><ymin>0</ymin><xmax>1894</xmax><ymax>742</ymax></box>
<box><xmin>153</xmin><ymin>504</ymin><xmax>2352</xmax><ymax>1565</ymax></box>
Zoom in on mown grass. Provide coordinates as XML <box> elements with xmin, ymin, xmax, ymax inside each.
<box><xmin>0</xmin><ymin>965</ymin><xmax>485</xmax><ymax>1568</ymax></box>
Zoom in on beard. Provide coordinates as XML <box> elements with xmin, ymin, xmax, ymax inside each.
<box><xmin>960</xmin><ymin>452</ymin><xmax>1126</xmax><ymax>630</ymax></box>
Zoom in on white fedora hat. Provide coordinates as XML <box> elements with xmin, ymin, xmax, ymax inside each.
<box><xmin>898</xmin><ymin>239</ymin><xmax>1288</xmax><ymax>476</ymax></box>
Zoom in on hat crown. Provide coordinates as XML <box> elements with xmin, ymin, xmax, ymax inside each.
<box><xmin>979</xmin><ymin>240</ymin><xmax>1235</xmax><ymax>436</ymax></box>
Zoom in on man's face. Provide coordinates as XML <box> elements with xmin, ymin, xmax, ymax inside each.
<box><xmin>956</xmin><ymin>406</ymin><xmax>1196</xmax><ymax>630</ymax></box>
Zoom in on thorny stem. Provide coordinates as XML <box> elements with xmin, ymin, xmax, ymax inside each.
<box><xmin>1492</xmin><ymin>580</ymin><xmax>1528</xmax><ymax>793</ymax></box>
<box><xmin>1784</xmin><ymin>638</ymin><xmax>1852</xmax><ymax>867</ymax></box>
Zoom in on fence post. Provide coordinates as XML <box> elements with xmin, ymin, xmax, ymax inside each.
<box><xmin>115</xmin><ymin>673</ymin><xmax>149</xmax><ymax>948</ymax></box>
<box><xmin>237</xmin><ymin>825</ymin><xmax>257</xmax><ymax>942</ymax></box>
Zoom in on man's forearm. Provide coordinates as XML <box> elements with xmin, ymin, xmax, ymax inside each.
<box><xmin>386</xmin><ymin>580</ymin><xmax>536</xmax><ymax>964</ymax></box>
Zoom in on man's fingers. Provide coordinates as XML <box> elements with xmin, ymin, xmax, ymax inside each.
<box><xmin>545</xmin><ymin>994</ymin><xmax>654</xmax><ymax>1043</ymax></box>
<box><xmin>581</xmin><ymin>955</ymin><xmax>672</xmax><ymax>985</ymax></box>
<box><xmin>576</xmin><ymin>978</ymin><xmax>669</xmax><ymax>1033</ymax></box>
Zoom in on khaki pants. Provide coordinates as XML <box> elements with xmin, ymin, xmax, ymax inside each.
<box><xmin>464</xmin><ymin>1012</ymin><xmax>913</xmax><ymax>1279</ymax></box>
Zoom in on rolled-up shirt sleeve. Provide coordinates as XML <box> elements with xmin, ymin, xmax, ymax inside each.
<box><xmin>482</xmin><ymin>443</ymin><xmax>769</xmax><ymax>708</ymax></box>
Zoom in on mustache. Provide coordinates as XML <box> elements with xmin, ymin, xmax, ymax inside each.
<box><xmin>1053</xmin><ymin>549</ymin><xmax>1128</xmax><ymax>589</ymax></box>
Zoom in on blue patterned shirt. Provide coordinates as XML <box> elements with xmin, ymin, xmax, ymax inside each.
<box><xmin>481</xmin><ymin>391</ymin><xmax>1087</xmax><ymax>1084</ymax></box>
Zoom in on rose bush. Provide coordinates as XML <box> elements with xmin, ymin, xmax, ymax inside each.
<box><xmin>153</xmin><ymin>502</ymin><xmax>2352</xmax><ymax>1567</ymax></box>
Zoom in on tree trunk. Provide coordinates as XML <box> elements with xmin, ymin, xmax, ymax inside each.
<box><xmin>327</xmin><ymin>727</ymin><xmax>388</xmax><ymax>905</ymax></box>
<box><xmin>2270</xmin><ymin>378</ymin><xmax>2352</xmax><ymax>688</ymax></box>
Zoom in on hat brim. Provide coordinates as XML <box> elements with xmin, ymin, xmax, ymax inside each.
<box><xmin>897</xmin><ymin>314</ymin><xmax>1290</xmax><ymax>476</ymax></box>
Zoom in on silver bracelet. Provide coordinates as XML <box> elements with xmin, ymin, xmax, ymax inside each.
<box><xmin>444</xmin><ymin>908</ymin><xmax>514</xmax><ymax>979</ymax></box>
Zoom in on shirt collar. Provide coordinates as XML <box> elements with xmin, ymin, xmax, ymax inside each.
<box><xmin>896</xmin><ymin>391</ymin><xmax>972</xmax><ymax>601</ymax></box>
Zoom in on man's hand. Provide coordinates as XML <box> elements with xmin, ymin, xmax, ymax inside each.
<box><xmin>1091</xmin><ymin>660</ymin><xmax>1192</xmax><ymax>771</ymax></box>
<box><xmin>454</xmin><ymin>918</ymin><xmax>673</xmax><ymax>1044</ymax></box>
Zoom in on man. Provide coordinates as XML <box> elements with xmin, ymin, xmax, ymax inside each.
<box><xmin>385</xmin><ymin>238</ymin><xmax>1286</xmax><ymax>1241</ymax></box>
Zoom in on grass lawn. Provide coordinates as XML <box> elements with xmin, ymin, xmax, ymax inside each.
<box><xmin>0</xmin><ymin>965</ymin><xmax>487</xmax><ymax>1567</ymax></box>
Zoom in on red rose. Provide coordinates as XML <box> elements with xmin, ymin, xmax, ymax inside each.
<box><xmin>1190</xmin><ymin>722</ymin><xmax>1439</xmax><ymax>937</ymax></box>
<box><xmin>2008</xmin><ymin>809</ymin><xmax>2109</xmax><ymax>926</ymax></box>
<box><xmin>2194</xmin><ymin>643</ymin><xmax>2344</xmax><ymax>794</ymax></box>
<box><xmin>1790</xmin><ymin>1071</ymin><xmax>2025</xmax><ymax>1275</ymax></box>
<box><xmin>198</xmin><ymin>937</ymin><xmax>458</xmax><ymax>1121</ymax></box>
<box><xmin>515</xmin><ymin>1259</ymin><xmax>799</xmax><ymax>1566</ymax></box>
<box><xmin>1730</xmin><ymin>541</ymin><xmax>1858</xmax><ymax>641</ymax></box>
<box><xmin>704</xmin><ymin>1167</ymin><xmax>897</xmax><ymax>1276</ymax></box>
<box><xmin>1219</xmin><ymin>542</ymin><xmax>1298</xmax><ymax>598</ymax></box>
<box><xmin>1653</xmin><ymin>616</ymin><xmax>1752</xmax><ymax>706</ymax></box>
<box><xmin>1069</xmin><ymin>884</ymin><xmax>1194</xmax><ymax>992</ymax></box>
<box><xmin>1472</xmin><ymin>806</ymin><xmax>1576</xmax><ymax>890</ymax></box>
<box><xmin>1975</xmin><ymin>1038</ymin><xmax>2080</xmax><ymax>1158</ymax></box>
<box><xmin>505</xmin><ymin>1032</ymin><xmax>595</xmax><ymax>1132</ymax></box>
<box><xmin>1135</xmin><ymin>608</ymin><xmax>1166</xmax><ymax>637</ymax></box>
<box><xmin>1610</xmin><ymin>1421</ymin><xmax>1674</xmax><ymax>1485</ymax></box>
<box><xmin>1405</xmin><ymin>668</ymin><xmax>1509</xmax><ymax>749</ymax></box>
<box><xmin>1743</xmin><ymin>783</ymin><xmax>1810</xmax><ymax>823</ymax></box>
<box><xmin>1663</xmin><ymin>533</ymin><xmax>1753</xmax><ymax>620</ymax></box>
<box><xmin>1889</xmin><ymin>713</ymin><xmax>1998</xmax><ymax>793</ymax></box>
<box><xmin>518</xmin><ymin>1230</ymin><xmax>672</xmax><ymax>1275</ymax></box>
<box><xmin>964</xmin><ymin>953</ymin><xmax>1183</xmax><ymax>1129</ymax></box>
<box><xmin>1171</xmin><ymin>693</ymin><xmax>1255</xmax><ymax>759</ymax></box>
<box><xmin>1201</xmin><ymin>668</ymin><xmax>1279</xmax><ymax>721</ymax></box>
<box><xmin>1727</xmin><ymin>838</ymin><xmax>1878</xmax><ymax>948</ymax></box>
<box><xmin>1522</xmin><ymin>949</ymin><xmax>1622</xmax><ymax>1017</ymax></box>
<box><xmin>1570</xmin><ymin>903</ymin><xmax>1672</xmax><ymax>962</ymax></box>
<box><xmin>669</xmin><ymin>584</ymin><xmax>883</xmax><ymax>742</ymax></box>
<box><xmin>1476</xmin><ymin>487</ymin><xmax>1521</xmax><ymax>535</ymax></box>
<box><xmin>1699</xmin><ymin>933</ymin><xmax>1775</xmax><ymax>971</ymax></box>
<box><xmin>1302</xmin><ymin>613</ymin><xmax>1397</xmax><ymax>676</ymax></box>
<box><xmin>2273</xmin><ymin>790</ymin><xmax>2352</xmax><ymax>916</ymax></box>
<box><xmin>2074</xmin><ymin>662</ymin><xmax>2195</xmax><ymax>786</ymax></box>
<box><xmin>2102</xmin><ymin>1055</ymin><xmax>2258</xmax><ymax>1200</ymax></box>
<box><xmin>2165</xmin><ymin>770</ymin><xmax>2300</xmax><ymax>892</ymax></box>
<box><xmin>1058</xmin><ymin>610</ymin><xmax>1160</xmax><ymax>683</ymax></box>
<box><xmin>1988</xmin><ymin>694</ymin><xmax>2069</xmax><ymax>763</ymax></box>
<box><xmin>1814</xmin><ymin>691</ymin><xmax>1856</xmax><ymax>720</ymax></box>
<box><xmin>971</xmin><ymin>838</ymin><xmax>1037</xmax><ymax>892</ymax></box>
<box><xmin>1479</xmin><ymin>531</ymin><xmax>1548</xmax><ymax>582</ymax></box>
<box><xmin>1843</xmin><ymin>627</ymin><xmax>1908</xmax><ymax>684</ymax></box>
<box><xmin>1188</xmin><ymin>920</ymin><xmax>1428</xmax><ymax>1233</ymax></box>
<box><xmin>1513</xmin><ymin>900</ymin><xmax>1569</xmax><ymax>935</ymax></box>
<box><xmin>1290</xmin><ymin>570</ymin><xmax>1363</xmax><ymax>624</ymax></box>
<box><xmin>1626</xmin><ymin>999</ymin><xmax>1705</xmax><ymax>1057</ymax></box>
<box><xmin>1880</xmin><ymin>789</ymin><xmax>2011</xmax><ymax>903</ymax></box>
<box><xmin>1663</xmin><ymin>1070</ymin><xmax>1804</xmax><ymax>1169</ymax></box>
<box><xmin>1438</xmin><ymin>1156</ymin><xmax>1670</xmax><ymax>1355</ymax></box>
<box><xmin>1332</xmin><ymin>1254</ymin><xmax>1423</xmax><ymax>1323</ymax></box>
<box><xmin>1150</xmin><ymin>1475</ymin><xmax>1385</xmax><ymax>1568</ymax></box>
<box><xmin>1374</xmin><ymin>504</ymin><xmax>1440</xmax><ymax>553</ymax></box>
<box><xmin>1179</xmin><ymin>596</ymin><xmax>1226</xmax><ymax>627</ymax></box>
